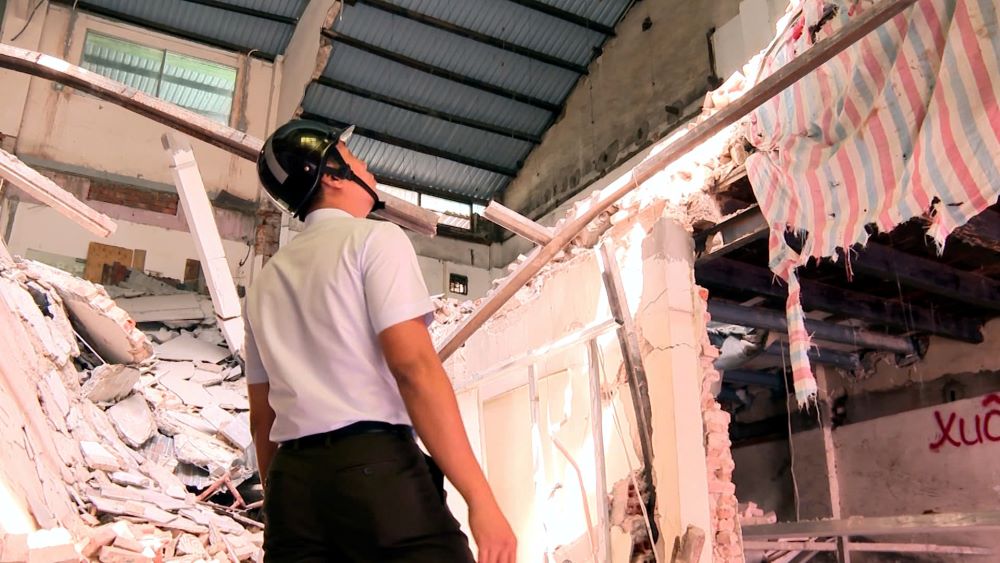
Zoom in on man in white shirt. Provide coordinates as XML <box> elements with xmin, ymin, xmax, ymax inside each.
<box><xmin>245</xmin><ymin>120</ymin><xmax>515</xmax><ymax>562</ymax></box>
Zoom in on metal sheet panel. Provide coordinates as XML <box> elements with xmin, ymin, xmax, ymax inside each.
<box><xmin>323</xmin><ymin>43</ymin><xmax>552</xmax><ymax>136</ymax></box>
<box><xmin>348</xmin><ymin>136</ymin><xmax>509</xmax><ymax>200</ymax></box>
<box><xmin>376</xmin><ymin>0</ymin><xmax>605</xmax><ymax>66</ymax></box>
<box><xmin>540</xmin><ymin>0</ymin><xmax>635</xmax><ymax>27</ymax></box>
<box><xmin>208</xmin><ymin>0</ymin><xmax>308</xmax><ymax>19</ymax></box>
<box><xmin>303</xmin><ymin>84</ymin><xmax>533</xmax><ymax>172</ymax></box>
<box><xmin>76</xmin><ymin>0</ymin><xmax>295</xmax><ymax>55</ymax></box>
<box><xmin>334</xmin><ymin>2</ymin><xmax>579</xmax><ymax>104</ymax></box>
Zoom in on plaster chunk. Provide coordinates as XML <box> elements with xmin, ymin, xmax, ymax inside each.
<box><xmin>80</xmin><ymin>441</ymin><xmax>120</xmax><ymax>472</ymax></box>
<box><xmin>106</xmin><ymin>395</ymin><xmax>157</xmax><ymax>448</ymax></box>
<box><xmin>83</xmin><ymin>365</ymin><xmax>140</xmax><ymax>403</ymax></box>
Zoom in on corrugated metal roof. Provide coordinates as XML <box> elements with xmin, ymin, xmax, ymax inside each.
<box><xmin>61</xmin><ymin>0</ymin><xmax>304</xmax><ymax>57</ymax></box>
<box><xmin>322</xmin><ymin>43</ymin><xmax>552</xmax><ymax>137</ymax></box>
<box><xmin>360</xmin><ymin>0</ymin><xmax>606</xmax><ymax>67</ymax></box>
<box><xmin>336</xmin><ymin>3</ymin><xmax>580</xmax><ymax>105</ymax></box>
<box><xmin>348</xmin><ymin>136</ymin><xmax>510</xmax><ymax>200</ymax></box>
<box><xmin>312</xmin><ymin>0</ymin><xmax>635</xmax><ymax>203</ymax></box>
<box><xmin>303</xmin><ymin>84</ymin><xmax>534</xmax><ymax>174</ymax></box>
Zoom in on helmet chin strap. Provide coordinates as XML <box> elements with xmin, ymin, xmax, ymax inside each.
<box><xmin>326</xmin><ymin>143</ymin><xmax>385</xmax><ymax>213</ymax></box>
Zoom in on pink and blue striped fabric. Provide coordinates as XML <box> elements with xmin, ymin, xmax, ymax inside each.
<box><xmin>743</xmin><ymin>0</ymin><xmax>1000</xmax><ymax>405</ymax></box>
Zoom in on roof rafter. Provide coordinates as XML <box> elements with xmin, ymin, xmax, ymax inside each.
<box><xmin>504</xmin><ymin>0</ymin><xmax>617</xmax><ymax>36</ymax></box>
<box><xmin>322</xmin><ymin>29</ymin><xmax>561</xmax><ymax>114</ymax></box>
<box><xmin>312</xmin><ymin>77</ymin><xmax>542</xmax><ymax>144</ymax></box>
<box><xmin>300</xmin><ymin>112</ymin><xmax>520</xmax><ymax>177</ymax></box>
<box><xmin>355</xmin><ymin>0</ymin><xmax>589</xmax><ymax>74</ymax></box>
<box><xmin>177</xmin><ymin>0</ymin><xmax>298</xmax><ymax>26</ymax></box>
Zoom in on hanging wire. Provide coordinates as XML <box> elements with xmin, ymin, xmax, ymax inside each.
<box><xmin>781</xmin><ymin>348</ymin><xmax>802</xmax><ymax>522</ymax></box>
<box><xmin>11</xmin><ymin>0</ymin><xmax>45</xmax><ymax>42</ymax></box>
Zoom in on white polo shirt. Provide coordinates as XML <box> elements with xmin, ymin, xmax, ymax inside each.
<box><xmin>243</xmin><ymin>208</ymin><xmax>434</xmax><ymax>442</ymax></box>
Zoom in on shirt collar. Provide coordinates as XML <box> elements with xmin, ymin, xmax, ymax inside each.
<box><xmin>303</xmin><ymin>208</ymin><xmax>353</xmax><ymax>230</ymax></box>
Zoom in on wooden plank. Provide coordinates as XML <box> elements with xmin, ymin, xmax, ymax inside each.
<box><xmin>436</xmin><ymin>0</ymin><xmax>919</xmax><ymax>360</ymax></box>
<box><xmin>696</xmin><ymin>258</ymin><xmax>984</xmax><ymax>343</ymax></box>
<box><xmin>742</xmin><ymin>511</ymin><xmax>1000</xmax><ymax>539</ymax></box>
<box><xmin>84</xmin><ymin>242</ymin><xmax>133</xmax><ymax>283</ymax></box>
<box><xmin>163</xmin><ymin>133</ymin><xmax>244</xmax><ymax>355</ymax></box>
<box><xmin>849</xmin><ymin>243</ymin><xmax>1000</xmax><ymax>311</ymax></box>
<box><xmin>586</xmin><ymin>339</ymin><xmax>612</xmax><ymax>563</ymax></box>
<box><xmin>744</xmin><ymin>540</ymin><xmax>992</xmax><ymax>555</ymax></box>
<box><xmin>707</xmin><ymin>300</ymin><xmax>916</xmax><ymax>354</ymax></box>
<box><xmin>597</xmin><ymin>240</ymin><xmax>658</xmax><ymax>541</ymax></box>
<box><xmin>130</xmin><ymin>249</ymin><xmax>146</xmax><ymax>271</ymax></box>
<box><xmin>0</xmin><ymin>43</ymin><xmax>437</xmax><ymax>237</ymax></box>
<box><xmin>0</xmin><ymin>148</ymin><xmax>116</xmax><ymax>237</ymax></box>
<box><xmin>481</xmin><ymin>201</ymin><xmax>553</xmax><ymax>245</ymax></box>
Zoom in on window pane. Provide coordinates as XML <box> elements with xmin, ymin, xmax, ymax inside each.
<box><xmin>377</xmin><ymin>184</ymin><xmax>419</xmax><ymax>205</ymax></box>
<box><xmin>82</xmin><ymin>32</ymin><xmax>163</xmax><ymax>96</ymax></box>
<box><xmin>421</xmin><ymin>194</ymin><xmax>471</xmax><ymax>218</ymax></box>
<box><xmin>161</xmin><ymin>52</ymin><xmax>236</xmax><ymax>124</ymax></box>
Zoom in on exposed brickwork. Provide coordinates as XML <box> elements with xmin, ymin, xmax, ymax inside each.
<box><xmin>695</xmin><ymin>286</ymin><xmax>744</xmax><ymax>562</ymax></box>
<box><xmin>254</xmin><ymin>208</ymin><xmax>281</xmax><ymax>264</ymax></box>
<box><xmin>87</xmin><ymin>183</ymin><xmax>179</xmax><ymax>215</ymax></box>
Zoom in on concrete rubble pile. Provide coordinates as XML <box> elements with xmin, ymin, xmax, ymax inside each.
<box><xmin>736</xmin><ymin>502</ymin><xmax>777</xmax><ymax>527</ymax></box>
<box><xmin>0</xmin><ymin>258</ymin><xmax>263</xmax><ymax>562</ymax></box>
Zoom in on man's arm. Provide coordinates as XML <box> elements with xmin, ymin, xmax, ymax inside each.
<box><xmin>380</xmin><ymin>318</ymin><xmax>516</xmax><ymax>563</ymax></box>
<box><xmin>248</xmin><ymin>382</ymin><xmax>278</xmax><ymax>486</ymax></box>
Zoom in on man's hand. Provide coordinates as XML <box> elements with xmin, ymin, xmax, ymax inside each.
<box><xmin>468</xmin><ymin>500</ymin><xmax>516</xmax><ymax>563</ymax></box>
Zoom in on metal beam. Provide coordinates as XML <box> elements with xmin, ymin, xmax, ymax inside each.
<box><xmin>504</xmin><ymin>0</ymin><xmax>617</xmax><ymax>36</ymax></box>
<box><xmin>598</xmin><ymin>240</ymin><xmax>659</xmax><ymax>542</ymax></box>
<box><xmin>742</xmin><ymin>511</ymin><xmax>1000</xmax><ymax>539</ymax></box>
<box><xmin>313</xmin><ymin>77</ymin><xmax>541</xmax><ymax>144</ymax></box>
<box><xmin>481</xmin><ymin>201</ymin><xmax>553</xmax><ymax>245</ymax></box>
<box><xmin>0</xmin><ymin>43</ymin><xmax>438</xmax><ymax>236</ymax></box>
<box><xmin>0</xmin><ymin>148</ymin><xmax>117</xmax><ymax>238</ymax></box>
<box><xmin>436</xmin><ymin>0</ymin><xmax>919</xmax><ymax>361</ymax></box>
<box><xmin>696</xmin><ymin>257</ymin><xmax>984</xmax><ymax>343</ymax></box>
<box><xmin>849</xmin><ymin>244</ymin><xmax>1000</xmax><ymax>312</ymax></box>
<box><xmin>762</xmin><ymin>342</ymin><xmax>860</xmax><ymax>372</ymax></box>
<box><xmin>708</xmin><ymin>300</ymin><xmax>916</xmax><ymax>355</ymax></box>
<box><xmin>52</xmin><ymin>1</ymin><xmax>279</xmax><ymax>60</ymax></box>
<box><xmin>722</xmin><ymin>369</ymin><xmax>784</xmax><ymax>389</ymax></box>
<box><xmin>355</xmin><ymin>0</ymin><xmax>588</xmax><ymax>74</ymax></box>
<box><xmin>322</xmin><ymin>30</ymin><xmax>561</xmax><ymax>114</ymax></box>
<box><xmin>300</xmin><ymin>112</ymin><xmax>519</xmax><ymax>177</ymax></box>
<box><xmin>178</xmin><ymin>0</ymin><xmax>297</xmax><ymax>25</ymax></box>
<box><xmin>694</xmin><ymin>204</ymin><xmax>768</xmax><ymax>261</ymax></box>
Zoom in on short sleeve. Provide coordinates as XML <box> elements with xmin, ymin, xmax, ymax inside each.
<box><xmin>362</xmin><ymin>222</ymin><xmax>435</xmax><ymax>334</ymax></box>
<box><xmin>243</xmin><ymin>315</ymin><xmax>269</xmax><ymax>385</ymax></box>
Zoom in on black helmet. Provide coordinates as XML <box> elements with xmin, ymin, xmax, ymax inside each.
<box><xmin>257</xmin><ymin>120</ymin><xmax>383</xmax><ymax>219</ymax></box>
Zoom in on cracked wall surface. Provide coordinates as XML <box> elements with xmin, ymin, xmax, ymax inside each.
<box><xmin>441</xmin><ymin>213</ymin><xmax>719</xmax><ymax>562</ymax></box>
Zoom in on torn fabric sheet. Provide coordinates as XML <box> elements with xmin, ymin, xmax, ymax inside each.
<box><xmin>743</xmin><ymin>0</ymin><xmax>1000</xmax><ymax>404</ymax></box>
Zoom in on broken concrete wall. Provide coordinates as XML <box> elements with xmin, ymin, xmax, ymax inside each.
<box><xmin>441</xmin><ymin>212</ymin><xmax>721</xmax><ymax>561</ymax></box>
<box><xmin>275</xmin><ymin>0</ymin><xmax>338</xmax><ymax>123</ymax></box>
<box><xmin>499</xmin><ymin>0</ymin><xmax>741</xmax><ymax>219</ymax></box>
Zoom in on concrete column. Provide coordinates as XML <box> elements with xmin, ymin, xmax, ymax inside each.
<box><xmin>635</xmin><ymin>216</ymin><xmax>713</xmax><ymax>561</ymax></box>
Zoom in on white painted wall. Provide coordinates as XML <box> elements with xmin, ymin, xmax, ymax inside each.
<box><xmin>712</xmin><ymin>0</ymin><xmax>791</xmax><ymax>79</ymax></box>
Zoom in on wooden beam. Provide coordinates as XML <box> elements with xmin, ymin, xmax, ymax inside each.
<box><xmin>707</xmin><ymin>300</ymin><xmax>916</xmax><ymax>354</ymax></box>
<box><xmin>481</xmin><ymin>201</ymin><xmax>553</xmax><ymax>245</ymax></box>
<box><xmin>696</xmin><ymin>258</ymin><xmax>984</xmax><ymax>343</ymax></box>
<box><xmin>742</xmin><ymin>510</ymin><xmax>1000</xmax><ymax>539</ymax></box>
<box><xmin>0</xmin><ymin>148</ymin><xmax>117</xmax><ymax>238</ymax></box>
<box><xmin>586</xmin><ymin>339</ymin><xmax>612</xmax><ymax>563</ymax></box>
<box><xmin>925</xmin><ymin>208</ymin><xmax>1000</xmax><ymax>253</ymax></box>
<box><xmin>435</xmin><ymin>0</ymin><xmax>918</xmax><ymax>360</ymax></box>
<box><xmin>722</xmin><ymin>369</ymin><xmax>784</xmax><ymax>389</ymax></box>
<box><xmin>849</xmin><ymin>244</ymin><xmax>1000</xmax><ymax>311</ymax></box>
<box><xmin>597</xmin><ymin>240</ymin><xmax>658</xmax><ymax>541</ymax></box>
<box><xmin>0</xmin><ymin>43</ymin><xmax>438</xmax><ymax>237</ymax></box>
<box><xmin>162</xmin><ymin>133</ymin><xmax>244</xmax><ymax>355</ymax></box>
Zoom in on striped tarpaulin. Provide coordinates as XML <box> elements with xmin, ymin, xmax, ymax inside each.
<box><xmin>743</xmin><ymin>0</ymin><xmax>1000</xmax><ymax>405</ymax></box>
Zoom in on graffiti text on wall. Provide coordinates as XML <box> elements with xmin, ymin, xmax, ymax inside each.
<box><xmin>929</xmin><ymin>394</ymin><xmax>1000</xmax><ymax>451</ymax></box>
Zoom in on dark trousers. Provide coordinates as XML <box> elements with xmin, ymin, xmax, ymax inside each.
<box><xmin>263</xmin><ymin>424</ymin><xmax>474</xmax><ymax>562</ymax></box>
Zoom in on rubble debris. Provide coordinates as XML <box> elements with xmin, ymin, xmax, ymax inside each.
<box><xmin>153</xmin><ymin>332</ymin><xmax>230</xmax><ymax>364</ymax></box>
<box><xmin>737</xmin><ymin>502</ymin><xmax>777</xmax><ymax>526</ymax></box>
<box><xmin>116</xmin><ymin>294</ymin><xmax>206</xmax><ymax>323</ymax></box>
<box><xmin>82</xmin><ymin>365</ymin><xmax>140</xmax><ymax>403</ymax></box>
<box><xmin>0</xmin><ymin>257</ymin><xmax>263</xmax><ymax>561</ymax></box>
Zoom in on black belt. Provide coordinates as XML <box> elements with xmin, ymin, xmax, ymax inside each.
<box><xmin>280</xmin><ymin>421</ymin><xmax>413</xmax><ymax>450</ymax></box>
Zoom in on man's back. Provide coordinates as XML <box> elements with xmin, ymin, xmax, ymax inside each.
<box><xmin>245</xmin><ymin>208</ymin><xmax>433</xmax><ymax>442</ymax></box>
